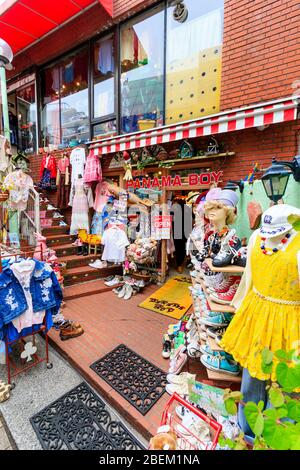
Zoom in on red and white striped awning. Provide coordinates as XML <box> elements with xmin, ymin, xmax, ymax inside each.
<box><xmin>89</xmin><ymin>96</ymin><xmax>299</xmax><ymax>156</ymax></box>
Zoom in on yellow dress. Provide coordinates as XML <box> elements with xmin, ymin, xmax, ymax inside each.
<box><xmin>221</xmin><ymin>232</ymin><xmax>300</xmax><ymax>381</ymax></box>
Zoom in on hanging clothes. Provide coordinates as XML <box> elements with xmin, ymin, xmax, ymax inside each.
<box><xmin>83</xmin><ymin>151</ymin><xmax>102</xmax><ymax>184</ymax></box>
<box><xmin>94</xmin><ymin>181</ymin><xmax>111</xmax><ymax>213</ymax></box>
<box><xmin>70</xmin><ymin>147</ymin><xmax>86</xmax><ymax>185</ymax></box>
<box><xmin>0</xmin><ymin>135</ymin><xmax>12</xmax><ymax>173</ymax></box>
<box><xmin>4</xmin><ymin>169</ymin><xmax>34</xmax><ymax>211</ymax></box>
<box><xmin>39</xmin><ymin>153</ymin><xmax>57</xmax><ymax>190</ymax></box>
<box><xmin>69</xmin><ymin>178</ymin><xmax>94</xmax><ymax>235</ymax></box>
<box><xmin>56</xmin><ymin>156</ymin><xmax>70</xmax><ymax>209</ymax></box>
<box><xmin>101</xmin><ymin>225</ymin><xmax>129</xmax><ymax>263</ymax></box>
<box><xmin>98</xmin><ymin>38</ymin><xmax>114</xmax><ymax>74</ymax></box>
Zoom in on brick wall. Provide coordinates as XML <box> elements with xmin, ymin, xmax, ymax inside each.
<box><xmin>113</xmin><ymin>0</ymin><xmax>158</xmax><ymax>20</ymax></box>
<box><xmin>221</xmin><ymin>0</ymin><xmax>300</xmax><ymax>110</ymax></box>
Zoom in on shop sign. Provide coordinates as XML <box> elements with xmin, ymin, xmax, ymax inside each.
<box><xmin>126</xmin><ymin>171</ymin><xmax>223</xmax><ymax>190</ymax></box>
<box><xmin>154</xmin><ymin>215</ymin><xmax>172</xmax><ymax>240</ymax></box>
<box><xmin>7</xmin><ymin>73</ymin><xmax>36</xmax><ymax>94</ymax></box>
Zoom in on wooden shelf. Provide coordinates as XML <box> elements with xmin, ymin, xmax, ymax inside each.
<box><xmin>200</xmin><ymin>280</ymin><xmax>236</xmax><ymax>314</ymax></box>
<box><xmin>206</xmin><ymin>368</ymin><xmax>242</xmax><ymax>383</ymax></box>
<box><xmin>205</xmin><ymin>258</ymin><xmax>245</xmax><ymax>274</ymax></box>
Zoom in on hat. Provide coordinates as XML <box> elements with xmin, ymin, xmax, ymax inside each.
<box><xmin>260</xmin><ymin>204</ymin><xmax>300</xmax><ymax>238</ymax></box>
<box><xmin>186</xmin><ymin>192</ymin><xmax>200</xmax><ymax>205</ymax></box>
<box><xmin>204</xmin><ymin>188</ymin><xmax>239</xmax><ymax>208</ymax></box>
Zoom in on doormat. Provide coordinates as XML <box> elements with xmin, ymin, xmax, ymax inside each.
<box><xmin>139</xmin><ymin>276</ymin><xmax>192</xmax><ymax>319</ymax></box>
<box><xmin>30</xmin><ymin>382</ymin><xmax>144</xmax><ymax>450</ymax></box>
<box><xmin>90</xmin><ymin>344</ymin><xmax>167</xmax><ymax>416</ymax></box>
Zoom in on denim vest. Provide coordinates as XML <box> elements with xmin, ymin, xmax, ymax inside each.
<box><xmin>0</xmin><ymin>259</ymin><xmax>63</xmax><ymax>330</ymax></box>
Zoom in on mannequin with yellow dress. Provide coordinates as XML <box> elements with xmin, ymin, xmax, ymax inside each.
<box><xmin>221</xmin><ymin>204</ymin><xmax>300</xmax><ymax>442</ymax></box>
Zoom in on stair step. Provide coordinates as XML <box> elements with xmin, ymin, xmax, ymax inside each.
<box><xmin>43</xmin><ymin>225</ymin><xmax>70</xmax><ymax>235</ymax></box>
<box><xmin>59</xmin><ymin>253</ymin><xmax>101</xmax><ymax>269</ymax></box>
<box><xmin>51</xmin><ymin>242</ymin><xmax>78</xmax><ymax>256</ymax></box>
<box><xmin>63</xmin><ymin>279</ymin><xmax>122</xmax><ymax>300</ymax></box>
<box><xmin>47</xmin><ymin>234</ymin><xmax>76</xmax><ymax>246</ymax></box>
<box><xmin>64</xmin><ymin>265</ymin><xmax>122</xmax><ymax>286</ymax></box>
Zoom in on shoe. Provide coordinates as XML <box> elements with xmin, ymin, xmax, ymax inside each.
<box><xmin>187</xmin><ymin>341</ymin><xmax>202</xmax><ymax>358</ymax></box>
<box><xmin>200</xmin><ymin>354</ymin><xmax>240</xmax><ymax>376</ymax></box>
<box><xmin>200</xmin><ymin>332</ymin><xmax>208</xmax><ymax>341</ymax></box>
<box><xmin>212</xmin><ymin>236</ymin><xmax>242</xmax><ymax>267</ymax></box>
<box><xmin>166</xmin><ymin>372</ymin><xmax>196</xmax><ymax>385</ymax></box>
<box><xmin>113</xmin><ymin>286</ymin><xmax>124</xmax><ymax>294</ymax></box>
<box><xmin>199</xmin><ymin>313</ymin><xmax>233</xmax><ymax>328</ymax></box>
<box><xmin>47</xmin><ymin>204</ymin><xmax>57</xmax><ymax>210</ymax></box>
<box><xmin>77</xmin><ymin>246</ymin><xmax>83</xmax><ymax>255</ymax></box>
<box><xmin>104</xmin><ymin>275</ymin><xmax>115</xmax><ymax>282</ymax></box>
<box><xmin>162</xmin><ymin>335</ymin><xmax>172</xmax><ymax>359</ymax></box>
<box><xmin>105</xmin><ymin>276</ymin><xmax>122</xmax><ymax>287</ymax></box>
<box><xmin>166</xmin><ymin>382</ymin><xmax>189</xmax><ymax>397</ymax></box>
<box><xmin>59</xmin><ymin>221</ymin><xmax>68</xmax><ymax>226</ymax></box>
<box><xmin>82</xmin><ymin>245</ymin><xmax>89</xmax><ymax>256</ymax></box>
<box><xmin>207</xmin><ymin>326</ymin><xmax>228</xmax><ymax>339</ymax></box>
<box><xmin>199</xmin><ymin>344</ymin><xmax>232</xmax><ymax>359</ymax></box>
<box><xmin>118</xmin><ymin>284</ymin><xmax>127</xmax><ymax>298</ymax></box>
<box><xmin>174</xmin><ymin>331</ymin><xmax>186</xmax><ymax>349</ymax></box>
<box><xmin>210</xmin><ymin>284</ymin><xmax>239</xmax><ymax>305</ymax></box>
<box><xmin>232</xmin><ymin>247</ymin><xmax>247</xmax><ymax>267</ymax></box>
<box><xmin>124</xmin><ymin>284</ymin><xmax>133</xmax><ymax>300</ymax></box>
<box><xmin>52</xmin><ymin>211</ymin><xmax>63</xmax><ymax>218</ymax></box>
<box><xmin>216</xmin><ymin>334</ymin><xmax>224</xmax><ymax>345</ymax></box>
<box><xmin>89</xmin><ymin>259</ymin><xmax>107</xmax><ymax>269</ymax></box>
<box><xmin>209</xmin><ymin>276</ymin><xmax>241</xmax><ymax>294</ymax></box>
<box><xmin>176</xmin><ymin>405</ymin><xmax>192</xmax><ymax>420</ymax></box>
<box><xmin>59</xmin><ymin>321</ymin><xmax>84</xmax><ymax>340</ymax></box>
<box><xmin>168</xmin><ymin>322</ymin><xmax>182</xmax><ymax>336</ymax></box>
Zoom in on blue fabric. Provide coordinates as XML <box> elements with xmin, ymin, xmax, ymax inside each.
<box><xmin>0</xmin><ymin>259</ymin><xmax>63</xmax><ymax>329</ymax></box>
<box><xmin>1</xmin><ymin>310</ymin><xmax>53</xmax><ymax>344</ymax></box>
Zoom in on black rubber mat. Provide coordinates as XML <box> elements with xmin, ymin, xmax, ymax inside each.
<box><xmin>90</xmin><ymin>344</ymin><xmax>167</xmax><ymax>415</ymax></box>
<box><xmin>30</xmin><ymin>382</ymin><xmax>144</xmax><ymax>450</ymax></box>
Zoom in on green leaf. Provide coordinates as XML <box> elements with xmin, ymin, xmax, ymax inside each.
<box><xmin>225</xmin><ymin>398</ymin><xmax>238</xmax><ymax>415</ymax></box>
<box><xmin>244</xmin><ymin>402</ymin><xmax>264</xmax><ymax>436</ymax></box>
<box><xmin>263</xmin><ymin>418</ymin><xmax>291</xmax><ymax>450</ymax></box>
<box><xmin>276</xmin><ymin>406</ymin><xmax>288</xmax><ymax>419</ymax></box>
<box><xmin>253</xmin><ymin>436</ymin><xmax>269</xmax><ymax>450</ymax></box>
<box><xmin>286</xmin><ymin>424</ymin><xmax>300</xmax><ymax>450</ymax></box>
<box><xmin>275</xmin><ymin>350</ymin><xmax>288</xmax><ymax>362</ymax></box>
<box><xmin>287</xmin><ymin>214</ymin><xmax>300</xmax><ymax>231</ymax></box>
<box><xmin>287</xmin><ymin>401</ymin><xmax>300</xmax><ymax>422</ymax></box>
<box><xmin>258</xmin><ymin>401</ymin><xmax>265</xmax><ymax>411</ymax></box>
<box><xmin>264</xmin><ymin>408</ymin><xmax>277</xmax><ymax>420</ymax></box>
<box><xmin>261</xmin><ymin>362</ymin><xmax>273</xmax><ymax>375</ymax></box>
<box><xmin>276</xmin><ymin>363</ymin><xmax>300</xmax><ymax>392</ymax></box>
<box><xmin>262</xmin><ymin>348</ymin><xmax>274</xmax><ymax>365</ymax></box>
<box><xmin>269</xmin><ymin>387</ymin><xmax>285</xmax><ymax>408</ymax></box>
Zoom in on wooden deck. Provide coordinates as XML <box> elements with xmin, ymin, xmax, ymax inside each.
<box><xmin>48</xmin><ymin>284</ymin><xmax>232</xmax><ymax>440</ymax></box>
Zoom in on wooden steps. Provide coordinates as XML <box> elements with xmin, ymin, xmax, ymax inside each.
<box><xmin>59</xmin><ymin>253</ymin><xmax>101</xmax><ymax>269</ymax></box>
<box><xmin>63</xmin><ymin>279</ymin><xmax>122</xmax><ymax>301</ymax></box>
<box><xmin>64</xmin><ymin>264</ymin><xmax>122</xmax><ymax>286</ymax></box>
<box><xmin>47</xmin><ymin>234</ymin><xmax>76</xmax><ymax>246</ymax></box>
<box><xmin>42</xmin><ymin>225</ymin><xmax>70</xmax><ymax>236</ymax></box>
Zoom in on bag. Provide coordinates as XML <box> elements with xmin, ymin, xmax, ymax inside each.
<box><xmin>247</xmin><ymin>200</ymin><xmax>263</xmax><ymax>230</ymax></box>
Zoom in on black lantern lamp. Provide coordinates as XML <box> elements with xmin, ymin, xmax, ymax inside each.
<box><xmin>224</xmin><ymin>180</ymin><xmax>245</xmax><ymax>193</ymax></box>
<box><xmin>261</xmin><ymin>158</ymin><xmax>293</xmax><ymax>203</ymax></box>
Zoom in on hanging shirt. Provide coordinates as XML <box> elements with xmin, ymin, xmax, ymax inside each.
<box><xmin>94</xmin><ymin>181</ymin><xmax>111</xmax><ymax>212</ymax></box>
<box><xmin>101</xmin><ymin>226</ymin><xmax>130</xmax><ymax>263</ymax></box>
<box><xmin>10</xmin><ymin>260</ymin><xmax>45</xmax><ymax>333</ymax></box>
<box><xmin>4</xmin><ymin>170</ymin><xmax>34</xmax><ymax>211</ymax></box>
<box><xmin>70</xmin><ymin>147</ymin><xmax>86</xmax><ymax>184</ymax></box>
<box><xmin>83</xmin><ymin>152</ymin><xmax>102</xmax><ymax>184</ymax></box>
<box><xmin>98</xmin><ymin>38</ymin><xmax>114</xmax><ymax>74</ymax></box>
<box><xmin>0</xmin><ymin>135</ymin><xmax>11</xmax><ymax>173</ymax></box>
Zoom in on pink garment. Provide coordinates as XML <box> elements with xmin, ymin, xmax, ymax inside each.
<box><xmin>94</xmin><ymin>181</ymin><xmax>110</xmax><ymax>212</ymax></box>
<box><xmin>57</xmin><ymin>157</ymin><xmax>70</xmax><ymax>174</ymax></box>
<box><xmin>84</xmin><ymin>152</ymin><xmax>102</xmax><ymax>183</ymax></box>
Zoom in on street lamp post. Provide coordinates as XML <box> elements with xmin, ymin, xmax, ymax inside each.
<box><xmin>0</xmin><ymin>38</ymin><xmax>14</xmax><ymax>142</ymax></box>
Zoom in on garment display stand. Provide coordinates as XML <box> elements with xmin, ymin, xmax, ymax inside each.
<box><xmin>0</xmin><ymin>247</ymin><xmax>53</xmax><ymax>387</ymax></box>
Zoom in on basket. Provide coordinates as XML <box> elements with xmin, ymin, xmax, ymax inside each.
<box><xmin>157</xmin><ymin>393</ymin><xmax>222</xmax><ymax>451</ymax></box>
<box><xmin>0</xmin><ymin>191</ymin><xmax>9</xmax><ymax>202</ymax></box>
<box><xmin>131</xmin><ymin>271</ymin><xmax>151</xmax><ymax>282</ymax></box>
<box><xmin>138</xmin><ymin>119</ymin><xmax>156</xmax><ymax>131</ymax></box>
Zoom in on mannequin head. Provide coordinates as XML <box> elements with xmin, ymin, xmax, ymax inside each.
<box><xmin>204</xmin><ymin>200</ymin><xmax>237</xmax><ymax>230</ymax></box>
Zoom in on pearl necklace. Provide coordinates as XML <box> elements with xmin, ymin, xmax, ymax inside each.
<box><xmin>260</xmin><ymin>232</ymin><xmax>292</xmax><ymax>256</ymax></box>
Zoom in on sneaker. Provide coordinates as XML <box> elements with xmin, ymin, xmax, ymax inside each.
<box><xmin>200</xmin><ymin>354</ymin><xmax>240</xmax><ymax>376</ymax></box>
<box><xmin>118</xmin><ymin>284</ymin><xmax>127</xmax><ymax>298</ymax></box>
<box><xmin>207</xmin><ymin>326</ymin><xmax>228</xmax><ymax>339</ymax></box>
<box><xmin>113</xmin><ymin>285</ymin><xmax>124</xmax><ymax>294</ymax></box>
<box><xmin>166</xmin><ymin>382</ymin><xmax>189</xmax><ymax>397</ymax></box>
<box><xmin>200</xmin><ymin>332</ymin><xmax>208</xmax><ymax>341</ymax></box>
<box><xmin>166</xmin><ymin>372</ymin><xmax>196</xmax><ymax>385</ymax></box>
<box><xmin>123</xmin><ymin>284</ymin><xmax>133</xmax><ymax>300</ymax></box>
<box><xmin>200</xmin><ymin>313</ymin><xmax>233</xmax><ymax>328</ymax></box>
<box><xmin>199</xmin><ymin>344</ymin><xmax>232</xmax><ymax>359</ymax></box>
<box><xmin>52</xmin><ymin>211</ymin><xmax>63</xmax><ymax>218</ymax></box>
<box><xmin>59</xmin><ymin>221</ymin><xmax>67</xmax><ymax>226</ymax></box>
<box><xmin>176</xmin><ymin>405</ymin><xmax>192</xmax><ymax>420</ymax></box>
<box><xmin>212</xmin><ymin>236</ymin><xmax>242</xmax><ymax>268</ymax></box>
<box><xmin>210</xmin><ymin>284</ymin><xmax>239</xmax><ymax>305</ymax></box>
<box><xmin>104</xmin><ymin>275</ymin><xmax>115</xmax><ymax>282</ymax></box>
<box><xmin>105</xmin><ymin>276</ymin><xmax>122</xmax><ymax>287</ymax></box>
<box><xmin>187</xmin><ymin>341</ymin><xmax>202</xmax><ymax>358</ymax></box>
<box><xmin>209</xmin><ymin>276</ymin><xmax>241</xmax><ymax>294</ymax></box>
<box><xmin>162</xmin><ymin>335</ymin><xmax>172</xmax><ymax>359</ymax></box>
<box><xmin>89</xmin><ymin>259</ymin><xmax>107</xmax><ymax>269</ymax></box>
<box><xmin>47</xmin><ymin>204</ymin><xmax>57</xmax><ymax>210</ymax></box>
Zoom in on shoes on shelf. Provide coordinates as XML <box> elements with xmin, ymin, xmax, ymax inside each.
<box><xmin>53</xmin><ymin>211</ymin><xmax>63</xmax><ymax>218</ymax></box>
<box><xmin>166</xmin><ymin>372</ymin><xmax>196</xmax><ymax>385</ymax></box>
<box><xmin>166</xmin><ymin>382</ymin><xmax>189</xmax><ymax>397</ymax></box>
<box><xmin>210</xmin><ymin>283</ymin><xmax>239</xmax><ymax>305</ymax></box>
<box><xmin>187</xmin><ymin>341</ymin><xmax>202</xmax><ymax>358</ymax></box>
<box><xmin>200</xmin><ymin>354</ymin><xmax>241</xmax><ymax>376</ymax></box>
<box><xmin>199</xmin><ymin>343</ymin><xmax>232</xmax><ymax>359</ymax></box>
<box><xmin>209</xmin><ymin>276</ymin><xmax>241</xmax><ymax>294</ymax></box>
<box><xmin>105</xmin><ymin>276</ymin><xmax>122</xmax><ymax>287</ymax></box>
<box><xmin>104</xmin><ymin>275</ymin><xmax>115</xmax><ymax>282</ymax></box>
<box><xmin>89</xmin><ymin>259</ymin><xmax>107</xmax><ymax>269</ymax></box>
<box><xmin>199</xmin><ymin>313</ymin><xmax>233</xmax><ymax>328</ymax></box>
<box><xmin>206</xmin><ymin>326</ymin><xmax>228</xmax><ymax>339</ymax></box>
<box><xmin>212</xmin><ymin>236</ymin><xmax>242</xmax><ymax>268</ymax></box>
<box><xmin>47</xmin><ymin>204</ymin><xmax>57</xmax><ymax>210</ymax></box>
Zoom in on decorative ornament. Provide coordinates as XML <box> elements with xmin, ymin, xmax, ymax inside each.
<box><xmin>172</xmin><ymin>1</ymin><xmax>188</xmax><ymax>23</ymax></box>
<box><xmin>260</xmin><ymin>232</ymin><xmax>292</xmax><ymax>255</ymax></box>
<box><xmin>21</xmin><ymin>341</ymin><xmax>37</xmax><ymax>362</ymax></box>
<box><xmin>179</xmin><ymin>140</ymin><xmax>194</xmax><ymax>159</ymax></box>
<box><xmin>206</xmin><ymin>136</ymin><xmax>219</xmax><ymax>155</ymax></box>
<box><xmin>123</xmin><ymin>150</ymin><xmax>133</xmax><ymax>181</ymax></box>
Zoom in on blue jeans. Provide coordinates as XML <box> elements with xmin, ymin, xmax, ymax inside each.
<box><xmin>238</xmin><ymin>368</ymin><xmax>268</xmax><ymax>445</ymax></box>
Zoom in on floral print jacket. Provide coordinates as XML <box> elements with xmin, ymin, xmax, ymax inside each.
<box><xmin>0</xmin><ymin>259</ymin><xmax>63</xmax><ymax>329</ymax></box>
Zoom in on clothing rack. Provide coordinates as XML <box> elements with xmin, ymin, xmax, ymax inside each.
<box><xmin>0</xmin><ymin>248</ymin><xmax>53</xmax><ymax>385</ymax></box>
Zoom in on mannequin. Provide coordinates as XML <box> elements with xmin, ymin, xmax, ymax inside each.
<box><xmin>69</xmin><ymin>174</ymin><xmax>94</xmax><ymax>235</ymax></box>
<box><xmin>221</xmin><ymin>204</ymin><xmax>300</xmax><ymax>443</ymax></box>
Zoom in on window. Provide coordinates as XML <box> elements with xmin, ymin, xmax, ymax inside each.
<box><xmin>166</xmin><ymin>0</ymin><xmax>224</xmax><ymax>124</ymax></box>
<box><xmin>41</xmin><ymin>47</ymin><xmax>89</xmax><ymax>148</ymax></box>
<box><xmin>16</xmin><ymin>83</ymin><xmax>37</xmax><ymax>154</ymax></box>
<box><xmin>93</xmin><ymin>120</ymin><xmax>117</xmax><ymax>139</ymax></box>
<box><xmin>120</xmin><ymin>6</ymin><xmax>165</xmax><ymax>134</ymax></box>
<box><xmin>93</xmin><ymin>34</ymin><xmax>115</xmax><ymax>119</ymax></box>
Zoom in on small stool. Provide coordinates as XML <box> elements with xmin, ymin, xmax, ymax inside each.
<box><xmin>88</xmin><ymin>244</ymin><xmax>101</xmax><ymax>255</ymax></box>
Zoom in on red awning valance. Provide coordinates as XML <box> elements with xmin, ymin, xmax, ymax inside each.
<box><xmin>0</xmin><ymin>0</ymin><xmax>113</xmax><ymax>55</ymax></box>
<box><xmin>89</xmin><ymin>96</ymin><xmax>300</xmax><ymax>156</ymax></box>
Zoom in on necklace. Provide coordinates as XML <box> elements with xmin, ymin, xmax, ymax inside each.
<box><xmin>260</xmin><ymin>231</ymin><xmax>292</xmax><ymax>255</ymax></box>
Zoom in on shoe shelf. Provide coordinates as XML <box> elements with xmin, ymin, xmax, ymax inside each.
<box><xmin>206</xmin><ymin>368</ymin><xmax>241</xmax><ymax>383</ymax></box>
<box><xmin>199</xmin><ymin>281</ymin><xmax>236</xmax><ymax>314</ymax></box>
<box><xmin>205</xmin><ymin>258</ymin><xmax>245</xmax><ymax>274</ymax></box>
<box><xmin>207</xmin><ymin>337</ymin><xmax>223</xmax><ymax>352</ymax></box>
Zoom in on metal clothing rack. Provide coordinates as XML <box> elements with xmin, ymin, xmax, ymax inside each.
<box><xmin>0</xmin><ymin>247</ymin><xmax>53</xmax><ymax>386</ymax></box>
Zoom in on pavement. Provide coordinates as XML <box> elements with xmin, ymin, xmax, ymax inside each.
<box><xmin>0</xmin><ymin>337</ymin><xmax>146</xmax><ymax>450</ymax></box>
